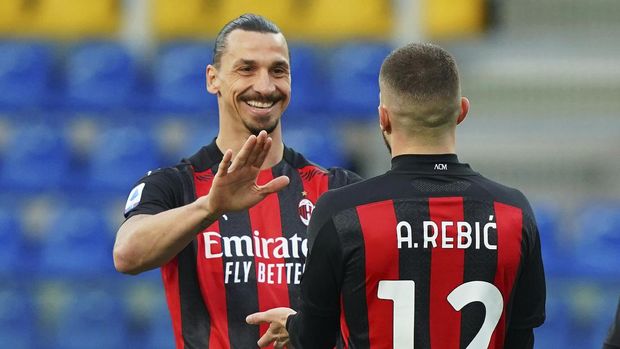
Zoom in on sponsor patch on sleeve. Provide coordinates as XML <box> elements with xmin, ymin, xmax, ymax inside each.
<box><xmin>125</xmin><ymin>183</ymin><xmax>146</xmax><ymax>214</ymax></box>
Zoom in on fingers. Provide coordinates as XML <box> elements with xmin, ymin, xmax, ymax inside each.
<box><xmin>228</xmin><ymin>134</ymin><xmax>257</xmax><ymax>172</ymax></box>
<box><xmin>245</xmin><ymin>311</ymin><xmax>266</xmax><ymax>325</ymax></box>
<box><xmin>246</xmin><ymin>130</ymin><xmax>268</xmax><ymax>166</ymax></box>
<box><xmin>258</xmin><ymin>176</ymin><xmax>290</xmax><ymax>195</ymax></box>
<box><xmin>257</xmin><ymin>332</ymin><xmax>277</xmax><ymax>348</ymax></box>
<box><xmin>217</xmin><ymin>149</ymin><xmax>233</xmax><ymax>177</ymax></box>
<box><xmin>253</xmin><ymin>136</ymin><xmax>272</xmax><ymax>168</ymax></box>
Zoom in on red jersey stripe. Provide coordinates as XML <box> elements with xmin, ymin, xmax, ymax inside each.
<box><xmin>193</xmin><ymin>169</ymin><xmax>230</xmax><ymax>349</ymax></box>
<box><xmin>357</xmin><ymin>200</ymin><xmax>399</xmax><ymax>349</ymax></box>
<box><xmin>161</xmin><ymin>258</ymin><xmax>183</xmax><ymax>349</ymax></box>
<box><xmin>298</xmin><ymin>165</ymin><xmax>329</xmax><ymax>203</ymax></box>
<box><xmin>249</xmin><ymin>170</ymin><xmax>290</xmax><ymax>349</ymax></box>
<box><xmin>340</xmin><ymin>294</ymin><xmax>350</xmax><ymax>349</ymax></box>
<box><xmin>429</xmin><ymin>197</ymin><xmax>465</xmax><ymax>349</ymax></box>
<box><xmin>489</xmin><ymin>202</ymin><xmax>523</xmax><ymax>348</ymax></box>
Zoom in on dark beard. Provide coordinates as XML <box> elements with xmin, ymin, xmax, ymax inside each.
<box><xmin>244</xmin><ymin>118</ymin><xmax>280</xmax><ymax>136</ymax></box>
<box><xmin>382</xmin><ymin>130</ymin><xmax>392</xmax><ymax>155</ymax></box>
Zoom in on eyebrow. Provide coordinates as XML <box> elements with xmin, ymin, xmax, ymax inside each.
<box><xmin>232</xmin><ymin>59</ymin><xmax>290</xmax><ymax>69</ymax></box>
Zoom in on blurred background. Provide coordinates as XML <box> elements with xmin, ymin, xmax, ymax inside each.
<box><xmin>0</xmin><ymin>0</ymin><xmax>619</xmax><ymax>348</ymax></box>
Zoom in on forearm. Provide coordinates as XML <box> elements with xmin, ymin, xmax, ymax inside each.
<box><xmin>113</xmin><ymin>196</ymin><xmax>219</xmax><ymax>274</ymax></box>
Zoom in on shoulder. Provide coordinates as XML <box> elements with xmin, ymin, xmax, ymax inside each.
<box><xmin>310</xmin><ymin>175</ymin><xmax>389</xmax><ymax>226</ymax></box>
<box><xmin>283</xmin><ymin>146</ymin><xmax>362</xmax><ymax>186</ymax></box>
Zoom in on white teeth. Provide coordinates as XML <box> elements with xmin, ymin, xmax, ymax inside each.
<box><xmin>246</xmin><ymin>100</ymin><xmax>274</xmax><ymax>108</ymax></box>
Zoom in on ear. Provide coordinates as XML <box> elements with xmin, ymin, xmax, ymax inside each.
<box><xmin>456</xmin><ymin>97</ymin><xmax>469</xmax><ymax>125</ymax></box>
<box><xmin>206</xmin><ymin>64</ymin><xmax>220</xmax><ymax>95</ymax></box>
<box><xmin>378</xmin><ymin>104</ymin><xmax>392</xmax><ymax>134</ymax></box>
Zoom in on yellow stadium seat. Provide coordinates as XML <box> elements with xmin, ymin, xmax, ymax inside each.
<box><xmin>293</xmin><ymin>0</ymin><xmax>393</xmax><ymax>41</ymax></box>
<box><xmin>215</xmin><ymin>0</ymin><xmax>296</xmax><ymax>35</ymax></box>
<box><xmin>31</xmin><ymin>0</ymin><xmax>120</xmax><ymax>39</ymax></box>
<box><xmin>0</xmin><ymin>0</ymin><xmax>27</xmax><ymax>34</ymax></box>
<box><xmin>152</xmin><ymin>0</ymin><xmax>221</xmax><ymax>39</ymax></box>
<box><xmin>424</xmin><ymin>0</ymin><xmax>486</xmax><ymax>39</ymax></box>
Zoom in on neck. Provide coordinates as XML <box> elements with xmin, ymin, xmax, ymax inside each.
<box><xmin>216</xmin><ymin>124</ymin><xmax>284</xmax><ymax>169</ymax></box>
<box><xmin>389</xmin><ymin>130</ymin><xmax>456</xmax><ymax>157</ymax></box>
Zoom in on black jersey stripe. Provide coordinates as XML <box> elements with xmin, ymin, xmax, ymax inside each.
<box><xmin>459</xmin><ymin>198</ymin><xmax>499</xmax><ymax>349</ymax></box>
<box><xmin>333</xmin><ymin>207</ymin><xmax>371</xmax><ymax>349</ymax></box>
<box><xmin>393</xmin><ymin>198</ymin><xmax>433</xmax><ymax>349</ymax></box>
<box><xmin>218</xmin><ymin>210</ymin><xmax>260</xmax><ymax>349</ymax></box>
<box><xmin>177</xmin><ymin>242</ymin><xmax>211</xmax><ymax>348</ymax></box>
<box><xmin>275</xmin><ymin>163</ymin><xmax>309</xmax><ymax>309</ymax></box>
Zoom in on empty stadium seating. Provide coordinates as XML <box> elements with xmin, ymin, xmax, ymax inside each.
<box><xmin>0</xmin><ymin>41</ymin><xmax>53</xmax><ymax>110</ymax></box>
<box><xmin>152</xmin><ymin>41</ymin><xmax>218</xmax><ymax>113</ymax></box>
<box><xmin>64</xmin><ymin>41</ymin><xmax>138</xmax><ymax>111</ymax></box>
<box><xmin>0</xmin><ymin>32</ymin><xmax>618</xmax><ymax>349</ymax></box>
<box><xmin>0</xmin><ymin>285</ymin><xmax>36</xmax><ymax>349</ymax></box>
<box><xmin>327</xmin><ymin>42</ymin><xmax>393</xmax><ymax>116</ymax></box>
<box><xmin>39</xmin><ymin>206</ymin><xmax>116</xmax><ymax>275</ymax></box>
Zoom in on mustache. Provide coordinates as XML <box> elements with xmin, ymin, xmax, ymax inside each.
<box><xmin>239</xmin><ymin>92</ymin><xmax>284</xmax><ymax>103</ymax></box>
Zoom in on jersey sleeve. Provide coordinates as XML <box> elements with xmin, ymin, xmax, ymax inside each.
<box><xmin>604</xmin><ymin>299</ymin><xmax>620</xmax><ymax>349</ymax></box>
<box><xmin>508</xmin><ymin>208</ymin><xmax>546</xmax><ymax>329</ymax></box>
<box><xmin>328</xmin><ymin>167</ymin><xmax>362</xmax><ymax>189</ymax></box>
<box><xmin>286</xmin><ymin>193</ymin><xmax>343</xmax><ymax>348</ymax></box>
<box><xmin>123</xmin><ymin>168</ymin><xmax>185</xmax><ymax>219</ymax></box>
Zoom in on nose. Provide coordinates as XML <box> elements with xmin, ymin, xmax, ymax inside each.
<box><xmin>253</xmin><ymin>68</ymin><xmax>276</xmax><ymax>95</ymax></box>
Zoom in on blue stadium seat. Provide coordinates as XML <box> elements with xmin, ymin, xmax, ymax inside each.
<box><xmin>286</xmin><ymin>44</ymin><xmax>327</xmax><ymax>114</ymax></box>
<box><xmin>572</xmin><ymin>202</ymin><xmax>620</xmax><ymax>278</ymax></box>
<box><xmin>89</xmin><ymin>125</ymin><xmax>161</xmax><ymax>192</ymax></box>
<box><xmin>0</xmin><ymin>208</ymin><xmax>25</xmax><ymax>276</ymax></box>
<box><xmin>65</xmin><ymin>41</ymin><xmax>137</xmax><ymax>111</ymax></box>
<box><xmin>52</xmin><ymin>285</ymin><xmax>127</xmax><ymax>349</ymax></box>
<box><xmin>283</xmin><ymin>122</ymin><xmax>349</xmax><ymax>168</ymax></box>
<box><xmin>152</xmin><ymin>41</ymin><xmax>217</xmax><ymax>113</ymax></box>
<box><xmin>0</xmin><ymin>41</ymin><xmax>52</xmax><ymax>111</ymax></box>
<box><xmin>0</xmin><ymin>123</ymin><xmax>70</xmax><ymax>191</ymax></box>
<box><xmin>0</xmin><ymin>285</ymin><xmax>36</xmax><ymax>349</ymax></box>
<box><xmin>144</xmin><ymin>293</ymin><xmax>175</xmax><ymax>349</ymax></box>
<box><xmin>39</xmin><ymin>206</ymin><xmax>115</xmax><ymax>275</ymax></box>
<box><xmin>532</xmin><ymin>204</ymin><xmax>570</xmax><ymax>276</ymax></box>
<box><xmin>327</xmin><ymin>42</ymin><xmax>392</xmax><ymax>117</ymax></box>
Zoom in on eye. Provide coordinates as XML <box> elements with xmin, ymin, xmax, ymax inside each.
<box><xmin>239</xmin><ymin>65</ymin><xmax>254</xmax><ymax>73</ymax></box>
<box><xmin>272</xmin><ymin>66</ymin><xmax>289</xmax><ymax>77</ymax></box>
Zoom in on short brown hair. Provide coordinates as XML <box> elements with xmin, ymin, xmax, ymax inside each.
<box><xmin>379</xmin><ymin>43</ymin><xmax>460</xmax><ymax>127</ymax></box>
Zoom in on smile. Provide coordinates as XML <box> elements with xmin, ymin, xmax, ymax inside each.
<box><xmin>245</xmin><ymin>100</ymin><xmax>276</xmax><ymax>109</ymax></box>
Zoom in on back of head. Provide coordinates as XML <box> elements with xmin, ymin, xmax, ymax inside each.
<box><xmin>213</xmin><ymin>14</ymin><xmax>284</xmax><ymax>68</ymax></box>
<box><xmin>379</xmin><ymin>43</ymin><xmax>461</xmax><ymax>131</ymax></box>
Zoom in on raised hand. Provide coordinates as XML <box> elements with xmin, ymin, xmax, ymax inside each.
<box><xmin>246</xmin><ymin>307</ymin><xmax>297</xmax><ymax>348</ymax></box>
<box><xmin>201</xmin><ymin>130</ymin><xmax>290</xmax><ymax>217</ymax></box>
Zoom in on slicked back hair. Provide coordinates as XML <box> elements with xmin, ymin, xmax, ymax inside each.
<box><xmin>379</xmin><ymin>43</ymin><xmax>461</xmax><ymax>127</ymax></box>
<box><xmin>213</xmin><ymin>14</ymin><xmax>284</xmax><ymax>68</ymax></box>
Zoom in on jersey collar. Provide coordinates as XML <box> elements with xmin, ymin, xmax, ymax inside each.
<box><xmin>389</xmin><ymin>154</ymin><xmax>477</xmax><ymax>175</ymax></box>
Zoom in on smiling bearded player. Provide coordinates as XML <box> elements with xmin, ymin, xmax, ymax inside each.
<box><xmin>113</xmin><ymin>14</ymin><xmax>360</xmax><ymax>349</ymax></box>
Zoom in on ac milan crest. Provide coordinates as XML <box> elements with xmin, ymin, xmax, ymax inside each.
<box><xmin>298</xmin><ymin>198</ymin><xmax>315</xmax><ymax>226</ymax></box>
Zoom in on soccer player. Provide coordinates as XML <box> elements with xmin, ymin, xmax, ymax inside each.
<box><xmin>246</xmin><ymin>43</ymin><xmax>546</xmax><ymax>349</ymax></box>
<box><xmin>113</xmin><ymin>14</ymin><xmax>359</xmax><ymax>349</ymax></box>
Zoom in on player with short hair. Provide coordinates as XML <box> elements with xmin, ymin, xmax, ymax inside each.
<box><xmin>113</xmin><ymin>14</ymin><xmax>359</xmax><ymax>349</ymax></box>
<box><xmin>247</xmin><ymin>42</ymin><xmax>546</xmax><ymax>349</ymax></box>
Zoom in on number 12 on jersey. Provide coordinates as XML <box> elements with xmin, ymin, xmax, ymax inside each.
<box><xmin>378</xmin><ymin>280</ymin><xmax>503</xmax><ymax>349</ymax></box>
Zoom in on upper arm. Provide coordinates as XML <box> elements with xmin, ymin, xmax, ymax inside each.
<box><xmin>328</xmin><ymin>168</ymin><xmax>362</xmax><ymax>189</ymax></box>
<box><xmin>123</xmin><ymin>168</ymin><xmax>185</xmax><ymax>219</ymax></box>
<box><xmin>509</xmin><ymin>213</ymin><xmax>546</xmax><ymax>329</ymax></box>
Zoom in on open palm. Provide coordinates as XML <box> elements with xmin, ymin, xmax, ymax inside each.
<box><xmin>205</xmin><ymin>131</ymin><xmax>290</xmax><ymax>215</ymax></box>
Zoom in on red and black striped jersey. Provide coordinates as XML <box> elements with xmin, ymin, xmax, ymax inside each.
<box><xmin>287</xmin><ymin>154</ymin><xmax>546</xmax><ymax>349</ymax></box>
<box><xmin>124</xmin><ymin>140</ymin><xmax>361</xmax><ymax>349</ymax></box>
